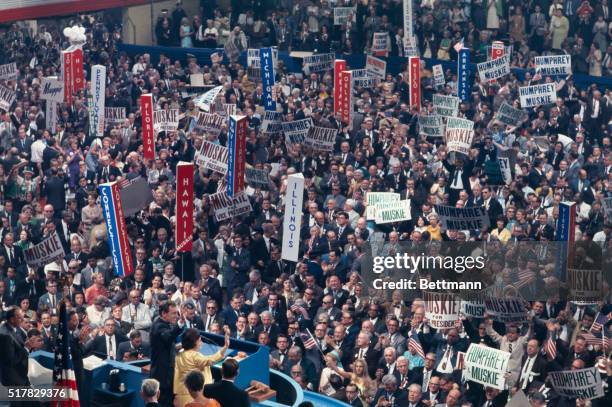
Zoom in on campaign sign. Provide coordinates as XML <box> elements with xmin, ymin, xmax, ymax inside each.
<box><xmin>464</xmin><ymin>344</ymin><xmax>511</xmax><ymax>390</ymax></box>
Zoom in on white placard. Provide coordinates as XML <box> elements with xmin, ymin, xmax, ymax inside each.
<box><xmin>282</xmin><ymin>173</ymin><xmax>304</xmax><ymax>262</ymax></box>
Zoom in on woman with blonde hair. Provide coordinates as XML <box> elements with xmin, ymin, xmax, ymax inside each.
<box><xmin>327</xmin><ymin>357</ymin><xmax>376</xmax><ymax>402</ymax></box>
<box><xmin>174</xmin><ymin>328</ymin><xmax>230</xmax><ymax>407</ymax></box>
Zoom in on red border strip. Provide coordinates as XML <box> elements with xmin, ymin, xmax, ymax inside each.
<box><xmin>0</xmin><ymin>0</ymin><xmax>150</xmax><ymax>23</ymax></box>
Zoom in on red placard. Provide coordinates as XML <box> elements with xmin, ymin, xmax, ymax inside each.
<box><xmin>233</xmin><ymin>116</ymin><xmax>247</xmax><ymax>194</ymax></box>
<box><xmin>110</xmin><ymin>182</ymin><xmax>134</xmax><ymax>278</ymax></box>
<box><xmin>409</xmin><ymin>57</ymin><xmax>421</xmax><ymax>111</ymax></box>
<box><xmin>175</xmin><ymin>162</ymin><xmax>194</xmax><ymax>252</ymax></box>
<box><xmin>140</xmin><ymin>94</ymin><xmax>155</xmax><ymax>160</ymax></box>
<box><xmin>490</xmin><ymin>41</ymin><xmax>505</xmax><ymax>84</ymax></box>
<box><xmin>338</xmin><ymin>70</ymin><xmax>352</xmax><ymax>128</ymax></box>
<box><xmin>72</xmin><ymin>47</ymin><xmax>85</xmax><ymax>92</ymax></box>
<box><xmin>491</xmin><ymin>41</ymin><xmax>505</xmax><ymax>60</ymax></box>
<box><xmin>333</xmin><ymin>60</ymin><xmax>347</xmax><ymax>115</ymax></box>
<box><xmin>61</xmin><ymin>50</ymin><xmax>74</xmax><ymax>104</ymax></box>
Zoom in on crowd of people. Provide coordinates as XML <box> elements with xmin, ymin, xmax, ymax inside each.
<box><xmin>0</xmin><ymin>0</ymin><xmax>610</xmax><ymax>407</ymax></box>
<box><xmin>157</xmin><ymin>0</ymin><xmax>612</xmax><ymax>75</ymax></box>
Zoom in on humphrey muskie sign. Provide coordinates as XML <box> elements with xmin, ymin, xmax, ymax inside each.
<box><xmin>24</xmin><ymin>232</ymin><xmax>64</xmax><ymax>268</ymax></box>
<box><xmin>464</xmin><ymin>344</ymin><xmax>511</xmax><ymax>390</ymax></box>
<box><xmin>434</xmin><ymin>204</ymin><xmax>490</xmax><ymax>230</ymax></box>
<box><xmin>548</xmin><ymin>367</ymin><xmax>604</xmax><ymax>400</ymax></box>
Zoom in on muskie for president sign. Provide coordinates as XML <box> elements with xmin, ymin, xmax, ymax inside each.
<box><xmin>0</xmin><ymin>62</ymin><xmax>17</xmax><ymax>80</ymax></box>
<box><xmin>193</xmin><ymin>112</ymin><xmax>224</xmax><ymax>135</ymax></box>
<box><xmin>24</xmin><ymin>232</ymin><xmax>64</xmax><ymax>268</ymax></box>
<box><xmin>568</xmin><ymin>268</ymin><xmax>602</xmax><ymax>304</ymax></box>
<box><xmin>209</xmin><ymin>190</ymin><xmax>252</xmax><ymax>222</ymax></box>
<box><xmin>195</xmin><ymin>141</ymin><xmax>228</xmax><ymax>174</ymax></box>
<box><xmin>485</xmin><ymin>297</ymin><xmax>527</xmax><ymax>323</ymax></box>
<box><xmin>465</xmin><ymin>344</ymin><xmax>511</xmax><ymax>390</ymax></box>
<box><xmin>366</xmin><ymin>192</ymin><xmax>400</xmax><ymax>220</ymax></box>
<box><xmin>434</xmin><ymin>204</ymin><xmax>490</xmax><ymax>231</ymax></box>
<box><xmin>424</xmin><ymin>291</ymin><xmax>460</xmax><ymax>329</ymax></box>
<box><xmin>445</xmin><ymin>117</ymin><xmax>474</xmax><ymax>155</ymax></box>
<box><xmin>153</xmin><ymin>109</ymin><xmax>179</xmax><ymax>132</ymax></box>
<box><xmin>304</xmin><ymin>126</ymin><xmax>336</xmax><ymax>152</ymax></box>
<box><xmin>105</xmin><ymin>107</ymin><xmax>126</xmax><ymax>125</ymax></box>
<box><xmin>0</xmin><ymin>84</ymin><xmax>16</xmax><ymax>112</ymax></box>
<box><xmin>519</xmin><ymin>83</ymin><xmax>557</xmax><ymax>108</ymax></box>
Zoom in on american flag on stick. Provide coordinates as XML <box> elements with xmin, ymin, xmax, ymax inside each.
<box><xmin>52</xmin><ymin>302</ymin><xmax>80</xmax><ymax>407</ymax></box>
<box><xmin>543</xmin><ymin>333</ymin><xmax>557</xmax><ymax>360</ymax></box>
<box><xmin>300</xmin><ymin>330</ymin><xmax>317</xmax><ymax>350</ymax></box>
<box><xmin>590</xmin><ymin>312</ymin><xmax>609</xmax><ymax>334</ymax></box>
<box><xmin>408</xmin><ymin>329</ymin><xmax>425</xmax><ymax>359</ymax></box>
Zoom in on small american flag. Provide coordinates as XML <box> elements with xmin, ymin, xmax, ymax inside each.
<box><xmin>52</xmin><ymin>302</ymin><xmax>80</xmax><ymax>407</ymax></box>
<box><xmin>408</xmin><ymin>329</ymin><xmax>425</xmax><ymax>359</ymax></box>
<box><xmin>453</xmin><ymin>38</ymin><xmax>465</xmax><ymax>53</ymax></box>
<box><xmin>300</xmin><ymin>330</ymin><xmax>316</xmax><ymax>350</ymax></box>
<box><xmin>544</xmin><ymin>334</ymin><xmax>557</xmax><ymax>360</ymax></box>
<box><xmin>581</xmin><ymin>332</ymin><xmax>606</xmax><ymax>348</ymax></box>
<box><xmin>590</xmin><ymin>312</ymin><xmax>609</xmax><ymax>334</ymax></box>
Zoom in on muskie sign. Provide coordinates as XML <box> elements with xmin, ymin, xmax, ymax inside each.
<box><xmin>24</xmin><ymin>232</ymin><xmax>64</xmax><ymax>268</ymax></box>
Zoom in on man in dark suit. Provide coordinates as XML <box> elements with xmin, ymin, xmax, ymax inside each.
<box><xmin>385</xmin><ymin>163</ymin><xmax>408</xmax><ymax>192</ymax></box>
<box><xmin>117</xmin><ymin>330</ymin><xmax>151</xmax><ymax>361</ymax></box>
<box><xmin>56</xmin><ymin>210</ymin><xmax>78</xmax><ymax>252</ymax></box>
<box><xmin>16</xmin><ymin>268</ymin><xmax>45</xmax><ymax>306</ymax></box>
<box><xmin>0</xmin><ymin>232</ymin><xmax>25</xmax><ymax>273</ymax></box>
<box><xmin>481</xmin><ymin>187</ymin><xmax>503</xmax><ymax>229</ymax></box>
<box><xmin>0</xmin><ymin>307</ymin><xmax>38</xmax><ymax>386</ymax></box>
<box><xmin>345</xmin><ymin>383</ymin><xmax>365</xmax><ymax>406</ymax></box>
<box><xmin>514</xmin><ymin>339</ymin><xmax>547</xmax><ymax>393</ymax></box>
<box><xmin>288</xmin><ymin>345</ymin><xmax>319</xmax><ymax>390</ymax></box>
<box><xmin>0</xmin><ymin>200</ymin><xmax>18</xmax><ymax>229</ymax></box>
<box><xmin>41</xmin><ymin>168</ymin><xmax>67</xmax><ymax>216</ymax></box>
<box><xmin>150</xmin><ymin>301</ymin><xmax>182</xmax><ymax>407</ymax></box>
<box><xmin>196</xmin><ymin>264</ymin><xmax>223</xmax><ymax>308</ymax></box>
<box><xmin>443</xmin><ymin>157</ymin><xmax>474</xmax><ymax>205</ymax></box>
<box><xmin>264</xmin><ymin>247</ymin><xmax>287</xmax><ymax>285</ymax></box>
<box><xmin>225</xmin><ymin>235</ymin><xmax>251</xmax><ymax>296</ymax></box>
<box><xmin>350</xmin><ymin>332</ymin><xmax>381</xmax><ymax>378</ymax></box>
<box><xmin>86</xmin><ymin>317</ymin><xmax>128</xmax><ymax>359</ymax></box>
<box><xmin>527</xmin><ymin>159</ymin><xmax>546</xmax><ymax>189</ymax></box>
<box><xmin>195</xmin><ymin>300</ymin><xmax>217</xmax><ymax>332</ymax></box>
<box><xmin>270</xmin><ymin>334</ymin><xmax>291</xmax><ymax>373</ymax></box>
<box><xmin>96</xmin><ymin>155</ymin><xmax>121</xmax><ymax>183</ymax></box>
<box><xmin>203</xmin><ymin>358</ymin><xmax>250</xmax><ymax>407</ymax></box>
<box><xmin>250</xmin><ymin>223</ymin><xmax>276</xmax><ymax>271</ymax></box>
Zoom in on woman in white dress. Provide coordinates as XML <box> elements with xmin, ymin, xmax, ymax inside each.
<box><xmin>487</xmin><ymin>0</ymin><xmax>500</xmax><ymax>30</ymax></box>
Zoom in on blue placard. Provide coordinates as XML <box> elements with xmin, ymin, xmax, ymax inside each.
<box><xmin>99</xmin><ymin>183</ymin><xmax>125</xmax><ymax>277</ymax></box>
<box><xmin>226</xmin><ymin>116</ymin><xmax>237</xmax><ymax>198</ymax></box>
<box><xmin>260</xmin><ymin>48</ymin><xmax>276</xmax><ymax>111</ymax></box>
<box><xmin>458</xmin><ymin>48</ymin><xmax>471</xmax><ymax>102</ymax></box>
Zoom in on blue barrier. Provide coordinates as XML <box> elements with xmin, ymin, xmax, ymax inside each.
<box><xmin>117</xmin><ymin>43</ymin><xmax>612</xmax><ymax>90</ymax></box>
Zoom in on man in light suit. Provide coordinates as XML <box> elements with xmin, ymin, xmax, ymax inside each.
<box><xmin>38</xmin><ymin>280</ymin><xmax>62</xmax><ymax>311</ymax></box>
<box><xmin>121</xmin><ymin>289</ymin><xmax>152</xmax><ymax>335</ymax></box>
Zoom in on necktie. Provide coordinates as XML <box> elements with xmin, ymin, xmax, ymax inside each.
<box><xmin>108</xmin><ymin>337</ymin><xmax>114</xmax><ymax>359</ymax></box>
<box><xmin>358</xmin><ymin>348</ymin><xmax>364</xmax><ymax>359</ymax></box>
<box><xmin>509</xmin><ymin>342</ymin><xmax>513</xmax><ymax>353</ymax></box>
<box><xmin>50</xmin><ymin>295</ymin><xmax>55</xmax><ymax>308</ymax></box>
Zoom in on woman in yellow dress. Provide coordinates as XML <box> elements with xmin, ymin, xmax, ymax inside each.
<box><xmin>174</xmin><ymin>327</ymin><xmax>230</xmax><ymax>407</ymax></box>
